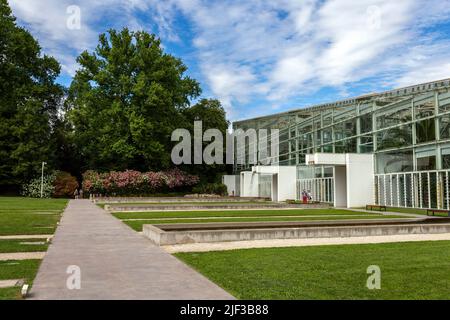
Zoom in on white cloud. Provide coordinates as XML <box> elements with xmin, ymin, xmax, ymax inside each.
<box><xmin>9</xmin><ymin>0</ymin><xmax>450</xmax><ymax>120</ymax></box>
<box><xmin>168</xmin><ymin>0</ymin><xmax>450</xmax><ymax>119</ymax></box>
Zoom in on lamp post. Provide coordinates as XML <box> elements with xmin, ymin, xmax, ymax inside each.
<box><xmin>40</xmin><ymin>161</ymin><xmax>47</xmax><ymax>198</ymax></box>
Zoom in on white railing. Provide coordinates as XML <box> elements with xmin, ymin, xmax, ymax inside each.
<box><xmin>374</xmin><ymin>170</ymin><xmax>450</xmax><ymax>209</ymax></box>
<box><xmin>297</xmin><ymin>177</ymin><xmax>334</xmax><ymax>203</ymax></box>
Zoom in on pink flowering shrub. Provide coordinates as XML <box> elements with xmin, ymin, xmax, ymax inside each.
<box><xmin>82</xmin><ymin>169</ymin><xmax>199</xmax><ymax>195</ymax></box>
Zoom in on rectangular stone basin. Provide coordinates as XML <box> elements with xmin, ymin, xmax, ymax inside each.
<box><xmin>143</xmin><ymin>218</ymin><xmax>450</xmax><ymax>246</ymax></box>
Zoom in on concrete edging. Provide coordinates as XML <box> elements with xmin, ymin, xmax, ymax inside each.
<box><xmin>143</xmin><ymin>223</ymin><xmax>450</xmax><ymax>246</ymax></box>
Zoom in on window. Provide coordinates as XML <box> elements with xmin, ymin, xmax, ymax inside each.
<box><xmin>416</xmin><ymin>149</ymin><xmax>436</xmax><ymax>171</ymax></box>
<box><xmin>335</xmin><ymin>138</ymin><xmax>356</xmax><ymax>153</ymax></box>
<box><xmin>414</xmin><ymin>93</ymin><xmax>435</xmax><ymax>119</ymax></box>
<box><xmin>417</xmin><ymin>155</ymin><xmax>436</xmax><ymax>171</ymax></box>
<box><xmin>416</xmin><ymin>119</ymin><xmax>435</xmax><ymax>144</ymax></box>
<box><xmin>376</xmin><ymin>102</ymin><xmax>411</xmax><ymax>130</ymax></box>
<box><xmin>359</xmin><ymin>135</ymin><xmax>373</xmax><ymax>153</ymax></box>
<box><xmin>322</xmin><ymin>128</ymin><xmax>333</xmax><ymax>143</ymax></box>
<box><xmin>376</xmin><ymin>125</ymin><xmax>412</xmax><ymax>151</ymax></box>
<box><xmin>439</xmin><ymin>115</ymin><xmax>450</xmax><ymax>140</ymax></box>
<box><xmin>442</xmin><ymin>148</ymin><xmax>450</xmax><ymax>169</ymax></box>
<box><xmin>376</xmin><ymin>151</ymin><xmax>413</xmax><ymax>174</ymax></box>
<box><xmin>438</xmin><ymin>90</ymin><xmax>450</xmax><ymax>113</ymax></box>
<box><xmin>360</xmin><ymin>113</ymin><xmax>373</xmax><ymax>133</ymax></box>
<box><xmin>334</xmin><ymin>118</ymin><xmax>356</xmax><ymax>140</ymax></box>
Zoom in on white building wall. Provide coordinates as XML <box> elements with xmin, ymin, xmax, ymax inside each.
<box><xmin>222</xmin><ymin>175</ymin><xmax>240</xmax><ymax>196</ymax></box>
<box><xmin>251</xmin><ymin>166</ymin><xmax>297</xmax><ymax>201</ymax></box>
<box><xmin>234</xmin><ymin>154</ymin><xmax>373</xmax><ymax>205</ymax></box>
<box><xmin>334</xmin><ymin>166</ymin><xmax>347</xmax><ymax>207</ymax></box>
<box><xmin>276</xmin><ymin>166</ymin><xmax>297</xmax><ymax>201</ymax></box>
<box><xmin>240</xmin><ymin>171</ymin><xmax>259</xmax><ymax>197</ymax></box>
<box><xmin>346</xmin><ymin>154</ymin><xmax>374</xmax><ymax>208</ymax></box>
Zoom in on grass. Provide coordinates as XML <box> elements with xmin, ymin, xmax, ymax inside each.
<box><xmin>0</xmin><ymin>197</ymin><xmax>67</xmax><ymax>300</ymax></box>
<box><xmin>123</xmin><ymin>214</ymin><xmax>408</xmax><ymax>231</ymax></box>
<box><xmin>0</xmin><ymin>197</ymin><xmax>67</xmax><ymax>235</ymax></box>
<box><xmin>361</xmin><ymin>206</ymin><xmax>448</xmax><ymax>217</ymax></box>
<box><xmin>176</xmin><ymin>241</ymin><xmax>450</xmax><ymax>300</ymax></box>
<box><xmin>0</xmin><ymin>197</ymin><xmax>68</xmax><ymax>211</ymax></box>
<box><xmin>0</xmin><ymin>239</ymin><xmax>48</xmax><ymax>253</ymax></box>
<box><xmin>112</xmin><ymin>208</ymin><xmax>374</xmax><ymax>219</ymax></box>
<box><xmin>386</xmin><ymin>207</ymin><xmax>433</xmax><ymax>215</ymax></box>
<box><xmin>0</xmin><ymin>259</ymin><xmax>42</xmax><ymax>300</ymax></box>
<box><xmin>0</xmin><ymin>287</ymin><xmax>23</xmax><ymax>300</ymax></box>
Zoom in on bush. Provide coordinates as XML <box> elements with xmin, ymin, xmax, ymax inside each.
<box><xmin>82</xmin><ymin>168</ymin><xmax>199</xmax><ymax>196</ymax></box>
<box><xmin>21</xmin><ymin>173</ymin><xmax>56</xmax><ymax>198</ymax></box>
<box><xmin>192</xmin><ymin>183</ymin><xmax>228</xmax><ymax>196</ymax></box>
<box><xmin>53</xmin><ymin>172</ymin><xmax>79</xmax><ymax>197</ymax></box>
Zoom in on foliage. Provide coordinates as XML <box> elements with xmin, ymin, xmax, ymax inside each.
<box><xmin>0</xmin><ymin>0</ymin><xmax>64</xmax><ymax>190</ymax></box>
<box><xmin>192</xmin><ymin>183</ymin><xmax>228</xmax><ymax>196</ymax></box>
<box><xmin>53</xmin><ymin>171</ymin><xmax>79</xmax><ymax>197</ymax></box>
<box><xmin>181</xmin><ymin>99</ymin><xmax>231</xmax><ymax>182</ymax></box>
<box><xmin>0</xmin><ymin>0</ymin><xmax>229</xmax><ymax>193</ymax></box>
<box><xmin>82</xmin><ymin>168</ymin><xmax>199</xmax><ymax>195</ymax></box>
<box><xmin>21</xmin><ymin>173</ymin><xmax>56</xmax><ymax>198</ymax></box>
<box><xmin>67</xmin><ymin>28</ymin><xmax>201</xmax><ymax>172</ymax></box>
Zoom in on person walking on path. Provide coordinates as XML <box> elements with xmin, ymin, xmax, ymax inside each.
<box><xmin>73</xmin><ymin>189</ymin><xmax>79</xmax><ymax>200</ymax></box>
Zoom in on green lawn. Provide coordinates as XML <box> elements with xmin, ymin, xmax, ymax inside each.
<box><xmin>0</xmin><ymin>259</ymin><xmax>42</xmax><ymax>300</ymax></box>
<box><xmin>0</xmin><ymin>197</ymin><xmax>67</xmax><ymax>235</ymax></box>
<box><xmin>386</xmin><ymin>207</ymin><xmax>430</xmax><ymax>215</ymax></box>
<box><xmin>124</xmin><ymin>214</ymin><xmax>408</xmax><ymax>231</ymax></box>
<box><xmin>360</xmin><ymin>206</ymin><xmax>447</xmax><ymax>217</ymax></box>
<box><xmin>0</xmin><ymin>239</ymin><xmax>48</xmax><ymax>253</ymax></box>
<box><xmin>176</xmin><ymin>241</ymin><xmax>450</xmax><ymax>300</ymax></box>
<box><xmin>0</xmin><ymin>197</ymin><xmax>67</xmax><ymax>300</ymax></box>
<box><xmin>112</xmin><ymin>208</ymin><xmax>371</xmax><ymax>219</ymax></box>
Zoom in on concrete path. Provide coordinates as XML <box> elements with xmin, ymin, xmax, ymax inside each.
<box><xmin>0</xmin><ymin>235</ymin><xmax>52</xmax><ymax>240</ymax></box>
<box><xmin>0</xmin><ymin>279</ymin><xmax>23</xmax><ymax>289</ymax></box>
<box><xmin>29</xmin><ymin>200</ymin><xmax>234</xmax><ymax>300</ymax></box>
<box><xmin>164</xmin><ymin>233</ymin><xmax>450</xmax><ymax>253</ymax></box>
<box><xmin>0</xmin><ymin>252</ymin><xmax>45</xmax><ymax>261</ymax></box>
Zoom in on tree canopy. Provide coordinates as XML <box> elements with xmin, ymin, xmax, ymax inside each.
<box><xmin>67</xmin><ymin>29</ymin><xmax>202</xmax><ymax>172</ymax></box>
<box><xmin>0</xmin><ymin>0</ymin><xmax>230</xmax><ymax>192</ymax></box>
<box><xmin>0</xmin><ymin>0</ymin><xmax>64</xmax><ymax>191</ymax></box>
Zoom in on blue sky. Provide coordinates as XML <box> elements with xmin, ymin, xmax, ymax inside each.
<box><xmin>8</xmin><ymin>0</ymin><xmax>450</xmax><ymax>122</ymax></box>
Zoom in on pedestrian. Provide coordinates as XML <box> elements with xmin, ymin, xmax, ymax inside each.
<box><xmin>307</xmin><ymin>190</ymin><xmax>312</xmax><ymax>201</ymax></box>
<box><xmin>302</xmin><ymin>189</ymin><xmax>308</xmax><ymax>204</ymax></box>
<box><xmin>73</xmin><ymin>188</ymin><xmax>79</xmax><ymax>199</ymax></box>
<box><xmin>79</xmin><ymin>189</ymin><xmax>84</xmax><ymax>199</ymax></box>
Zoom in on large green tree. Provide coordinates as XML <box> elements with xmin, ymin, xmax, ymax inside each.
<box><xmin>68</xmin><ymin>28</ymin><xmax>201</xmax><ymax>172</ymax></box>
<box><xmin>181</xmin><ymin>98</ymin><xmax>231</xmax><ymax>182</ymax></box>
<box><xmin>0</xmin><ymin>0</ymin><xmax>64</xmax><ymax>191</ymax></box>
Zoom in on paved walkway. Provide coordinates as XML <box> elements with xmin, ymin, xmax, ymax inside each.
<box><xmin>29</xmin><ymin>200</ymin><xmax>233</xmax><ymax>300</ymax></box>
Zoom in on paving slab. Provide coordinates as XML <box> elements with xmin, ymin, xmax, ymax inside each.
<box><xmin>0</xmin><ymin>279</ymin><xmax>24</xmax><ymax>288</ymax></box>
<box><xmin>0</xmin><ymin>252</ymin><xmax>45</xmax><ymax>261</ymax></box>
<box><xmin>29</xmin><ymin>200</ymin><xmax>233</xmax><ymax>300</ymax></box>
<box><xmin>0</xmin><ymin>235</ymin><xmax>52</xmax><ymax>240</ymax></box>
